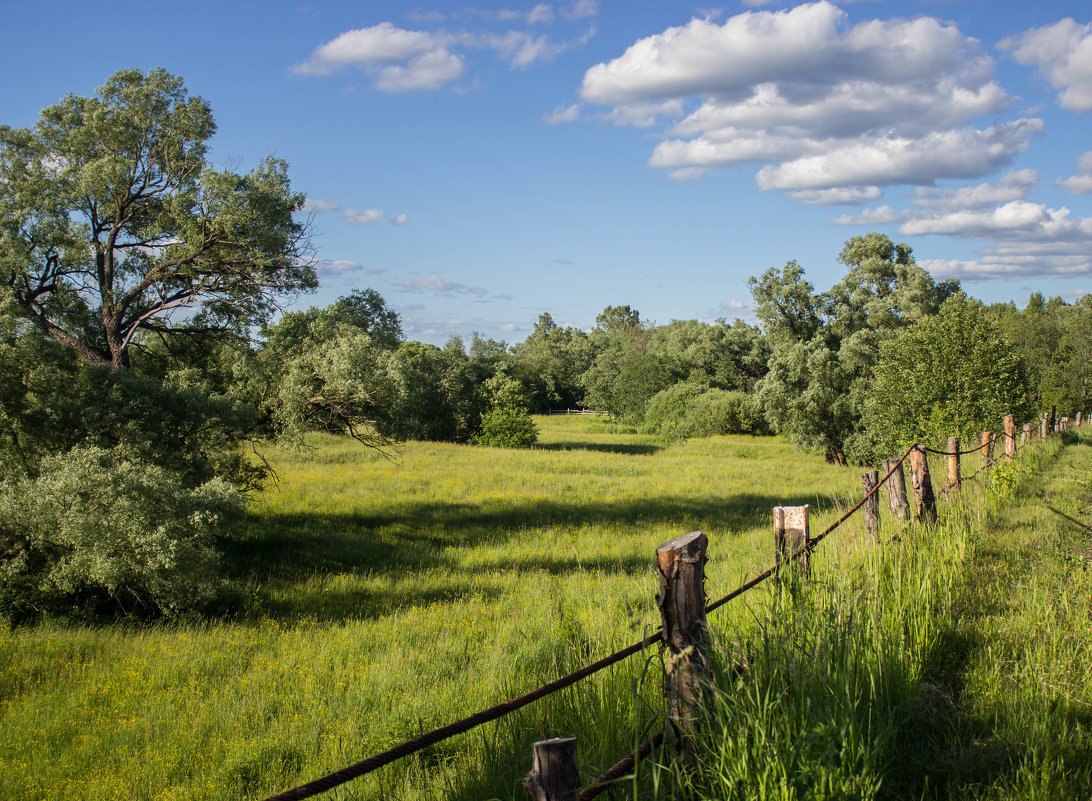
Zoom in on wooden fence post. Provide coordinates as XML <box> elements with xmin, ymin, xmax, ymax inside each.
<box><xmin>1050</xmin><ymin>405</ymin><xmax>1057</xmax><ymax>434</ymax></box>
<box><xmin>1078</xmin><ymin>411</ymin><xmax>1084</xmax><ymax>427</ymax></box>
<box><xmin>946</xmin><ymin>437</ymin><xmax>960</xmax><ymax>493</ymax></box>
<box><xmin>525</xmin><ymin>738</ymin><xmax>579</xmax><ymax>801</ymax></box>
<box><xmin>980</xmin><ymin>431</ymin><xmax>993</xmax><ymax>468</ymax></box>
<box><xmin>1022</xmin><ymin>422</ymin><xmax>1032</xmax><ymax>447</ymax></box>
<box><xmin>774</xmin><ymin>505</ymin><xmax>810</xmax><ymax>576</ymax></box>
<box><xmin>882</xmin><ymin>458</ymin><xmax>909</xmax><ymax>521</ymax></box>
<box><xmin>862</xmin><ymin>471</ymin><xmax>879</xmax><ymax>540</ymax></box>
<box><xmin>656</xmin><ymin>532</ymin><xmax>710</xmax><ymax>733</ymax></box>
<box><xmin>1040</xmin><ymin>415</ymin><xmax>1048</xmax><ymax>440</ymax></box>
<box><xmin>908</xmin><ymin>447</ymin><xmax>938</xmax><ymax>525</ymax></box>
<box><xmin>1003</xmin><ymin>415</ymin><xmax>1016</xmax><ymax>462</ymax></box>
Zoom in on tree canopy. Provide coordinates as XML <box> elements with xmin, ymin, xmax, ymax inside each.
<box><xmin>0</xmin><ymin>68</ymin><xmax>315</xmax><ymax>369</ymax></box>
<box><xmin>750</xmin><ymin>234</ymin><xmax>959</xmax><ymax>464</ymax></box>
<box><xmin>859</xmin><ymin>293</ymin><xmax>1036</xmax><ymax>460</ymax></box>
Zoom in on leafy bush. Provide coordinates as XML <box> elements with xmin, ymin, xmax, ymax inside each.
<box><xmin>474</xmin><ymin>372</ymin><xmax>538</xmax><ymax>448</ymax></box>
<box><xmin>475</xmin><ymin>408</ymin><xmax>539</xmax><ymax>448</ymax></box>
<box><xmin>0</xmin><ymin>447</ymin><xmax>242</xmax><ymax>621</ymax></box>
<box><xmin>642</xmin><ymin>383</ymin><xmax>770</xmax><ymax>439</ymax></box>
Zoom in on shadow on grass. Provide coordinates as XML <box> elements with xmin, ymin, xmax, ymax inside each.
<box><xmin>536</xmin><ymin>441</ymin><xmax>663</xmax><ymax>456</ymax></box>
<box><xmin>258</xmin><ymin>581</ymin><xmax>504</xmax><ymax>624</ymax></box>
<box><xmin>219</xmin><ymin>490</ymin><xmax>831</xmax><ymax>622</ymax></box>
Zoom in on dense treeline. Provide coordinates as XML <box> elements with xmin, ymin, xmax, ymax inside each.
<box><xmin>3</xmin><ymin>67</ymin><xmax>1090</xmax><ymax>621</ymax></box>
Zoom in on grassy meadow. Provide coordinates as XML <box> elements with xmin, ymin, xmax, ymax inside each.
<box><xmin>1</xmin><ymin>416</ymin><xmax>1089</xmax><ymax>800</ymax></box>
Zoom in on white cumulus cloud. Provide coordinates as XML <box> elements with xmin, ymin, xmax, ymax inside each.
<box><xmin>1001</xmin><ymin>18</ymin><xmax>1092</xmax><ymax>112</ymax></box>
<box><xmin>575</xmin><ymin>2</ymin><xmax>1040</xmax><ymax>197</ymax></box>
<box><xmin>1058</xmin><ymin>151</ymin><xmax>1092</xmax><ymax>194</ymax></box>
<box><xmin>294</xmin><ymin>23</ymin><xmax>463</xmax><ymax>91</ymax></box>
<box><xmin>912</xmin><ymin>170</ymin><xmax>1038</xmax><ymax>211</ymax></box>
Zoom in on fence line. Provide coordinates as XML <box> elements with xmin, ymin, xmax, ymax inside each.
<box><xmin>263</xmin><ymin>412</ymin><xmax>1079</xmax><ymax>801</ymax></box>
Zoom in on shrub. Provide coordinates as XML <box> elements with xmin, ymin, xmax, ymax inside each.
<box><xmin>642</xmin><ymin>383</ymin><xmax>770</xmax><ymax>439</ymax></box>
<box><xmin>475</xmin><ymin>408</ymin><xmax>539</xmax><ymax>448</ymax></box>
<box><xmin>0</xmin><ymin>447</ymin><xmax>243</xmax><ymax>621</ymax></box>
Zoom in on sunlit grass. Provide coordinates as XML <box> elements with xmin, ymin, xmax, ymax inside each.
<box><xmin>3</xmin><ymin>418</ymin><xmax>1084</xmax><ymax>800</ymax></box>
<box><xmin>0</xmin><ymin>418</ymin><xmax>859</xmax><ymax>800</ymax></box>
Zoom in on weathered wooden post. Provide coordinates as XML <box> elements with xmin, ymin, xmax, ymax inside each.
<box><xmin>525</xmin><ymin>739</ymin><xmax>579</xmax><ymax>801</ymax></box>
<box><xmin>1061</xmin><ymin>416</ymin><xmax>1070</xmax><ymax>432</ymax></box>
<box><xmin>656</xmin><ymin>532</ymin><xmax>710</xmax><ymax>733</ymax></box>
<box><xmin>881</xmin><ymin>457</ymin><xmax>910</xmax><ymax>521</ymax></box>
<box><xmin>946</xmin><ymin>437</ymin><xmax>960</xmax><ymax>493</ymax></box>
<box><xmin>1021</xmin><ymin>422</ymin><xmax>1032</xmax><ymax>447</ymax></box>
<box><xmin>908</xmin><ymin>447</ymin><xmax>938</xmax><ymax>524</ymax></box>
<box><xmin>1003</xmin><ymin>415</ymin><xmax>1016</xmax><ymax>462</ymax></box>
<box><xmin>862</xmin><ymin>471</ymin><xmax>880</xmax><ymax>540</ymax></box>
<box><xmin>1040</xmin><ymin>415</ymin><xmax>1048</xmax><ymax>440</ymax></box>
<box><xmin>1078</xmin><ymin>411</ymin><xmax>1084</xmax><ymax>427</ymax></box>
<box><xmin>774</xmin><ymin>506</ymin><xmax>810</xmax><ymax>576</ymax></box>
<box><xmin>1050</xmin><ymin>405</ymin><xmax>1057</xmax><ymax>434</ymax></box>
<box><xmin>980</xmin><ymin>431</ymin><xmax>993</xmax><ymax>468</ymax></box>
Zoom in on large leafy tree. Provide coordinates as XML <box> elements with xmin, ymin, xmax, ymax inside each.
<box><xmin>0</xmin><ymin>68</ymin><xmax>315</xmax><ymax>369</ymax></box>
<box><xmin>751</xmin><ymin>234</ymin><xmax>958</xmax><ymax>464</ymax></box>
<box><xmin>859</xmin><ymin>293</ymin><xmax>1035</xmax><ymax>460</ymax></box>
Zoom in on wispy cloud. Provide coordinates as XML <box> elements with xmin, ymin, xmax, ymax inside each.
<box><xmin>544</xmin><ymin>103</ymin><xmax>582</xmax><ymax>124</ymax></box>
<box><xmin>342</xmin><ymin>208</ymin><xmax>385</xmax><ymax>224</ymax></box>
<box><xmin>303</xmin><ymin>198</ymin><xmax>341</xmax><ymax>213</ymax></box>
<box><xmin>396</xmin><ymin>274</ymin><xmax>490</xmax><ymax>296</ymax></box>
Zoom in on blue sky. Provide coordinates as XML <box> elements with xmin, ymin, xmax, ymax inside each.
<box><xmin>3</xmin><ymin>1</ymin><xmax>1092</xmax><ymax>344</ymax></box>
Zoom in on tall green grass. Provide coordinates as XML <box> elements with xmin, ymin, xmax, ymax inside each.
<box><xmin>0</xmin><ymin>418</ymin><xmax>859</xmax><ymax>800</ymax></box>
<box><xmin>2</xmin><ymin>419</ymin><xmax>1086</xmax><ymax>800</ymax></box>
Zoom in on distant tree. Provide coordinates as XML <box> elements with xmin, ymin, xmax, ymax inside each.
<box><xmin>511</xmin><ymin>313</ymin><xmax>593</xmax><ymax>411</ymax></box>
<box><xmin>382</xmin><ymin>340</ymin><xmax>479</xmax><ymax>442</ymax></box>
<box><xmin>751</xmin><ymin>234</ymin><xmax>958</xmax><ymax>464</ymax></box>
<box><xmin>859</xmin><ymin>293</ymin><xmax>1035</xmax><ymax>460</ymax></box>
<box><xmin>993</xmin><ymin>293</ymin><xmax>1092</xmax><ymax>417</ymax></box>
<box><xmin>582</xmin><ymin>306</ymin><xmax>679</xmax><ymax>420</ymax></box>
<box><xmin>647</xmin><ymin>318</ymin><xmax>770</xmax><ymax>392</ymax></box>
<box><xmin>0</xmin><ymin>68</ymin><xmax>314</xmax><ymax>370</ymax></box>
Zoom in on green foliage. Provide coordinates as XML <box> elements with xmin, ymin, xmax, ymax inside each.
<box><xmin>510</xmin><ymin>313</ymin><xmax>594</xmax><ymax>411</ymax></box>
<box><xmin>857</xmin><ymin>293</ymin><xmax>1035</xmax><ymax>463</ymax></box>
<box><xmin>647</xmin><ymin>318</ymin><xmax>770</xmax><ymax>393</ymax></box>
<box><xmin>475</xmin><ymin>372</ymin><xmax>538</xmax><ymax>448</ymax></box>
<box><xmin>993</xmin><ymin>292</ymin><xmax>1092</xmax><ymax>417</ymax></box>
<box><xmin>641</xmin><ymin>383</ymin><xmax>769</xmax><ymax>439</ymax></box>
<box><xmin>0</xmin><ymin>292</ymin><xmax>266</xmax><ymax>491</ymax></box>
<box><xmin>0</xmin><ymin>447</ymin><xmax>242</xmax><ymax>620</ymax></box>
<box><xmin>476</xmin><ymin>409</ymin><xmax>539</xmax><ymax>448</ymax></box>
<box><xmin>0</xmin><ymin>68</ymin><xmax>314</xmax><ymax>369</ymax></box>
<box><xmin>583</xmin><ymin>306</ymin><xmax>681</xmax><ymax>420</ymax></box>
<box><xmin>751</xmin><ymin>234</ymin><xmax>958</xmax><ymax>464</ymax></box>
<box><xmin>383</xmin><ymin>340</ymin><xmax>480</xmax><ymax>442</ymax></box>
